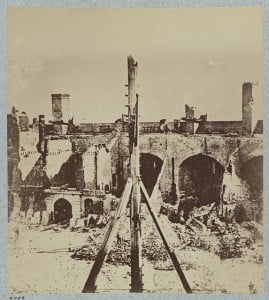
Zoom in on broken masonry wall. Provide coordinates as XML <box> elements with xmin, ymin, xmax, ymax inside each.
<box><xmin>96</xmin><ymin>146</ymin><xmax>112</xmax><ymax>192</ymax></box>
<box><xmin>51</xmin><ymin>153</ymin><xmax>84</xmax><ymax>189</ymax></box>
<box><xmin>196</xmin><ymin>120</ymin><xmax>243</xmax><ymax>134</ymax></box>
<box><xmin>238</xmin><ymin>137</ymin><xmax>263</xmax><ymax>165</ymax></box>
<box><xmin>110</xmin><ymin>134</ymin><xmax>129</xmax><ymax>196</ymax></box>
<box><xmin>242</xmin><ymin>82</ymin><xmax>253</xmax><ymax>135</ymax></box>
<box><xmin>18</xmin><ymin>130</ymin><xmax>39</xmax><ymax>181</ymax></box>
<box><xmin>78</xmin><ymin>123</ymin><xmax>115</xmax><ymax>134</ymax></box>
<box><xmin>178</xmin><ymin>154</ymin><xmax>224</xmax><ymax>205</ymax></box>
<box><xmin>139</xmin><ymin>134</ymin><xmax>262</xmax><ymax>215</ymax></box>
<box><xmin>69</xmin><ymin>133</ymin><xmax>116</xmax><ymax>153</ymax></box>
<box><xmin>44</xmin><ymin>190</ymin><xmax>82</xmax><ymax>222</ymax></box>
<box><xmin>19</xmin><ymin>138</ymin><xmax>73</xmax><ymax>218</ymax></box>
<box><xmin>49</xmin><ymin>135</ymin><xmax>117</xmax><ymax>192</ymax></box>
<box><xmin>8</xmin><ymin>192</ymin><xmax>22</xmax><ymax>221</ymax></box>
<box><xmin>83</xmin><ymin>146</ymin><xmax>96</xmax><ymax>190</ymax></box>
<box><xmin>45</xmin><ymin>139</ymin><xmax>73</xmax><ymax>179</ymax></box>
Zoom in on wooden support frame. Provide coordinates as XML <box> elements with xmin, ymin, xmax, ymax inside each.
<box><xmin>140</xmin><ymin>181</ymin><xmax>192</xmax><ymax>293</ymax></box>
<box><xmin>82</xmin><ymin>178</ymin><xmax>132</xmax><ymax>293</ymax></box>
<box><xmin>82</xmin><ymin>56</ymin><xmax>192</xmax><ymax>293</ymax></box>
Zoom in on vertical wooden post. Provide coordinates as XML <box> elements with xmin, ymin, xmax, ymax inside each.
<box><xmin>140</xmin><ymin>181</ymin><xmax>192</xmax><ymax>293</ymax></box>
<box><xmin>170</xmin><ymin>157</ymin><xmax>177</xmax><ymax>205</ymax></box>
<box><xmin>82</xmin><ymin>179</ymin><xmax>133</xmax><ymax>293</ymax></box>
<box><xmin>128</xmin><ymin>56</ymin><xmax>143</xmax><ymax>292</ymax></box>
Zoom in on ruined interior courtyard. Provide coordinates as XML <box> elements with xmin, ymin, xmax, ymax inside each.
<box><xmin>8</xmin><ymin>56</ymin><xmax>263</xmax><ymax>294</ymax></box>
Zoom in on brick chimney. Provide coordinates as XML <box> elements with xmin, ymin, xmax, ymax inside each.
<box><xmin>51</xmin><ymin>93</ymin><xmax>70</xmax><ymax>123</ymax></box>
<box><xmin>242</xmin><ymin>82</ymin><xmax>253</xmax><ymax>135</ymax></box>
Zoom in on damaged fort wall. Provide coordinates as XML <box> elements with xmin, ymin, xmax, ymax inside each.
<box><xmin>115</xmin><ymin>133</ymin><xmax>258</xmax><ymax>194</ymax></box>
<box><xmin>44</xmin><ymin>189</ymin><xmax>82</xmax><ymax>221</ymax></box>
<box><xmin>110</xmin><ymin>133</ymin><xmax>130</xmax><ymax>196</ymax></box>
<box><xmin>8</xmin><ymin>106</ymin><xmax>262</xmax><ymax>225</ymax></box>
<box><xmin>138</xmin><ymin>134</ymin><xmax>262</xmax><ymax>219</ymax></box>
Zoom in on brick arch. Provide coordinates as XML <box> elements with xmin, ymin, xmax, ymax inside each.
<box><xmin>49</xmin><ymin>196</ymin><xmax>73</xmax><ymax>216</ymax></box>
<box><xmin>240</xmin><ymin>150</ymin><xmax>263</xmax><ymax>165</ymax></box>
<box><xmin>179</xmin><ymin>152</ymin><xmax>226</xmax><ymax>170</ymax></box>
<box><xmin>178</xmin><ymin>153</ymin><xmax>225</xmax><ymax>204</ymax></box>
<box><xmin>53</xmin><ymin>198</ymin><xmax>73</xmax><ymax>223</ymax></box>
<box><xmin>240</xmin><ymin>155</ymin><xmax>263</xmax><ymax>197</ymax></box>
<box><xmin>140</xmin><ymin>152</ymin><xmax>164</xmax><ymax>196</ymax></box>
<box><xmin>139</xmin><ymin>150</ymin><xmax>166</xmax><ymax>162</ymax></box>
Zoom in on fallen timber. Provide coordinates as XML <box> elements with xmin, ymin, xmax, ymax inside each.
<box><xmin>82</xmin><ymin>178</ymin><xmax>132</xmax><ymax>292</ymax></box>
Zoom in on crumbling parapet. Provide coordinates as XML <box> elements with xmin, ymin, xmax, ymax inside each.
<box><xmin>242</xmin><ymin>82</ymin><xmax>253</xmax><ymax>135</ymax></box>
<box><xmin>51</xmin><ymin>93</ymin><xmax>70</xmax><ymax>135</ymax></box>
<box><xmin>184</xmin><ymin>105</ymin><xmax>195</xmax><ymax>135</ymax></box>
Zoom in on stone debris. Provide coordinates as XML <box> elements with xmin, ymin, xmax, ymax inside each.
<box><xmin>8</xmin><ymin>200</ymin><xmax>264</xmax><ymax>294</ymax></box>
<box><xmin>106</xmin><ymin>241</ymin><xmax>131</xmax><ymax>266</ymax></box>
<box><xmin>172</xmin><ymin>206</ymin><xmax>258</xmax><ymax>259</ymax></box>
<box><xmin>71</xmin><ymin>244</ymin><xmax>98</xmax><ymax>261</ymax></box>
<box><xmin>70</xmin><ymin>201</ymin><xmax>261</xmax><ymax>267</ymax></box>
<box><xmin>142</xmin><ymin>232</ymin><xmax>169</xmax><ymax>262</ymax></box>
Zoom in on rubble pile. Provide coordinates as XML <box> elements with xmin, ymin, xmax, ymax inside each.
<box><xmin>70</xmin><ymin>228</ymin><xmax>104</xmax><ymax>261</ymax></box>
<box><xmin>71</xmin><ymin>243</ymin><xmax>98</xmax><ymax>260</ymax></box>
<box><xmin>106</xmin><ymin>241</ymin><xmax>131</xmax><ymax>266</ymax></box>
<box><xmin>71</xmin><ymin>231</ymin><xmax>171</xmax><ymax>265</ymax></box>
<box><xmin>172</xmin><ymin>208</ymin><xmax>258</xmax><ymax>259</ymax></box>
<box><xmin>216</xmin><ymin>223</ymin><xmax>254</xmax><ymax>259</ymax></box>
<box><xmin>142</xmin><ymin>232</ymin><xmax>169</xmax><ymax>262</ymax></box>
<box><xmin>172</xmin><ymin>223</ymin><xmax>221</xmax><ymax>254</ymax></box>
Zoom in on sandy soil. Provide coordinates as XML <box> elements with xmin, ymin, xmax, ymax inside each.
<box><xmin>8</xmin><ymin>212</ymin><xmax>263</xmax><ymax>295</ymax></box>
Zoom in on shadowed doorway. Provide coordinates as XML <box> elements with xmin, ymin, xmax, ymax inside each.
<box><xmin>54</xmin><ymin>198</ymin><xmax>73</xmax><ymax>223</ymax></box>
<box><xmin>179</xmin><ymin>154</ymin><xmax>224</xmax><ymax>205</ymax></box>
<box><xmin>140</xmin><ymin>153</ymin><xmax>163</xmax><ymax>196</ymax></box>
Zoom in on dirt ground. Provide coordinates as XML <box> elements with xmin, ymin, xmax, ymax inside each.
<box><xmin>8</xmin><ymin>207</ymin><xmax>263</xmax><ymax>295</ymax></box>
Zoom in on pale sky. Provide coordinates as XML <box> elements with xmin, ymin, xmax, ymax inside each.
<box><xmin>7</xmin><ymin>7</ymin><xmax>263</xmax><ymax>124</ymax></box>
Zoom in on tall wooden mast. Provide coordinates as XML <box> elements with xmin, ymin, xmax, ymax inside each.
<box><xmin>127</xmin><ymin>56</ymin><xmax>143</xmax><ymax>292</ymax></box>
<box><xmin>82</xmin><ymin>56</ymin><xmax>191</xmax><ymax>294</ymax></box>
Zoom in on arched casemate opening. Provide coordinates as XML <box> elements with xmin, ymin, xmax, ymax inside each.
<box><xmin>54</xmin><ymin>198</ymin><xmax>72</xmax><ymax>224</ymax></box>
<box><xmin>240</xmin><ymin>156</ymin><xmax>263</xmax><ymax>205</ymax></box>
<box><xmin>140</xmin><ymin>153</ymin><xmax>163</xmax><ymax>196</ymax></box>
<box><xmin>178</xmin><ymin>154</ymin><xmax>225</xmax><ymax>205</ymax></box>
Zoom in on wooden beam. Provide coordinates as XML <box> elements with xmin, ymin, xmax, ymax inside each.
<box><xmin>82</xmin><ymin>178</ymin><xmax>132</xmax><ymax>293</ymax></box>
<box><xmin>128</xmin><ymin>56</ymin><xmax>143</xmax><ymax>292</ymax></box>
<box><xmin>140</xmin><ymin>181</ymin><xmax>192</xmax><ymax>293</ymax></box>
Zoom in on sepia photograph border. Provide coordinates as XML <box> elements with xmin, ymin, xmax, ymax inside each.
<box><xmin>0</xmin><ymin>0</ymin><xmax>268</xmax><ymax>300</ymax></box>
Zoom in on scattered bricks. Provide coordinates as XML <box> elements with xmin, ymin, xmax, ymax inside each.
<box><xmin>171</xmin><ymin>207</ymin><xmax>257</xmax><ymax>260</ymax></box>
<box><xmin>106</xmin><ymin>241</ymin><xmax>131</xmax><ymax>266</ymax></box>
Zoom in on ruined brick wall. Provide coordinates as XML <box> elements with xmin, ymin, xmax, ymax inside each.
<box><xmin>138</xmin><ymin>134</ymin><xmax>262</xmax><ymax>204</ymax></box>
<box><xmin>45</xmin><ymin>139</ymin><xmax>73</xmax><ymax>180</ymax></box>
<box><xmin>78</xmin><ymin>123</ymin><xmax>116</xmax><ymax>133</ymax></box>
<box><xmin>83</xmin><ymin>147</ymin><xmax>96</xmax><ymax>190</ymax></box>
<box><xmin>242</xmin><ymin>82</ymin><xmax>253</xmax><ymax>135</ymax></box>
<box><xmin>82</xmin><ymin>144</ymin><xmax>113</xmax><ymax>192</ymax></box>
<box><xmin>18</xmin><ymin>130</ymin><xmax>40</xmax><ymax>181</ymax></box>
<box><xmin>44</xmin><ymin>190</ymin><xmax>82</xmax><ymax>220</ymax></box>
<box><xmin>97</xmin><ymin>146</ymin><xmax>112</xmax><ymax>192</ymax></box>
<box><xmin>7</xmin><ymin>114</ymin><xmax>20</xmax><ymax>187</ymax></box>
<box><xmin>52</xmin><ymin>94</ymin><xmax>70</xmax><ymax>122</ymax></box>
<box><xmin>18</xmin><ymin>114</ymin><xmax>30</xmax><ymax>131</ymax></box>
<box><xmin>69</xmin><ymin>133</ymin><xmax>116</xmax><ymax>152</ymax></box>
<box><xmin>20</xmin><ymin>138</ymin><xmax>73</xmax><ymax>187</ymax></box>
<box><xmin>196</xmin><ymin>121</ymin><xmax>243</xmax><ymax>134</ymax></box>
<box><xmin>110</xmin><ymin>133</ymin><xmax>129</xmax><ymax>196</ymax></box>
<box><xmin>48</xmin><ymin>134</ymin><xmax>117</xmax><ymax>192</ymax></box>
<box><xmin>51</xmin><ymin>153</ymin><xmax>84</xmax><ymax>189</ymax></box>
<box><xmin>238</xmin><ymin>137</ymin><xmax>263</xmax><ymax>164</ymax></box>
